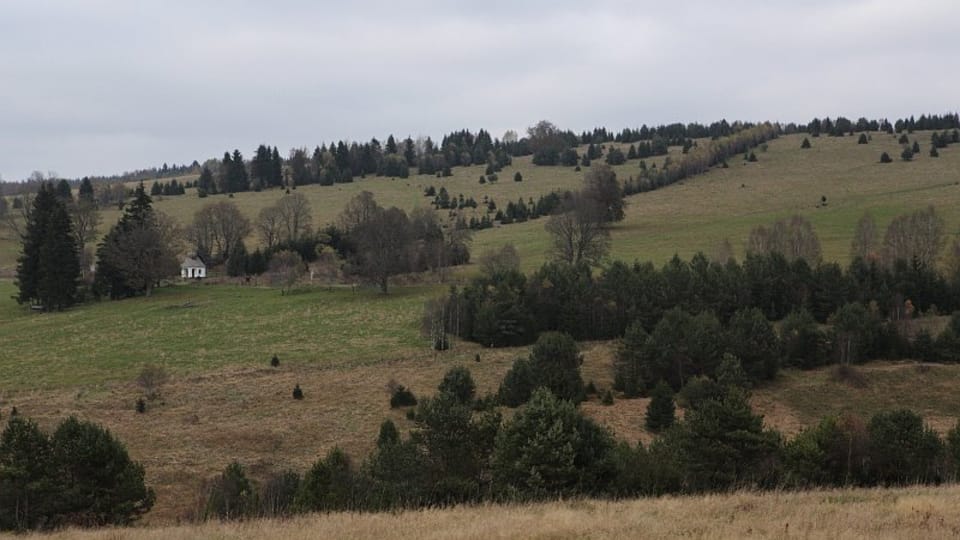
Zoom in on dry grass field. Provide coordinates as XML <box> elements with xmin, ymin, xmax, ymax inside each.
<box><xmin>13</xmin><ymin>485</ymin><xmax>960</xmax><ymax>539</ymax></box>
<box><xmin>5</xmin><ymin>312</ymin><xmax>959</xmax><ymax>525</ymax></box>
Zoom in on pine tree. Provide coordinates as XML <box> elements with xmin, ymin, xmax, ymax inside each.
<box><xmin>857</xmin><ymin>133</ymin><xmax>869</xmax><ymax>144</ymax></box>
<box><xmin>801</xmin><ymin>137</ymin><xmax>811</xmax><ymax>149</ymax></box>
<box><xmin>55</xmin><ymin>179</ymin><xmax>73</xmax><ymax>202</ymax></box>
<box><xmin>880</xmin><ymin>152</ymin><xmax>892</xmax><ymax>163</ymax></box>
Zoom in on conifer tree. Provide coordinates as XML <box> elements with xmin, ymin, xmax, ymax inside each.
<box><xmin>78</xmin><ymin>177</ymin><xmax>95</xmax><ymax>202</ymax></box>
<box><xmin>800</xmin><ymin>137</ymin><xmax>811</xmax><ymax>149</ymax></box>
<box><xmin>15</xmin><ymin>182</ymin><xmax>80</xmax><ymax>310</ymax></box>
<box><xmin>645</xmin><ymin>380</ymin><xmax>675</xmax><ymax>432</ymax></box>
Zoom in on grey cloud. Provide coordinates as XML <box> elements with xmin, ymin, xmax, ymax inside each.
<box><xmin>0</xmin><ymin>0</ymin><xmax>958</xmax><ymax>180</ymax></box>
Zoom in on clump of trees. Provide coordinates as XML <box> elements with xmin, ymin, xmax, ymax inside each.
<box><xmin>0</xmin><ymin>416</ymin><xmax>154</xmax><ymax>531</ymax></box>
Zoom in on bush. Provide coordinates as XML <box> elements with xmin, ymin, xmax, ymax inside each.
<box><xmin>377</xmin><ymin>419</ymin><xmax>400</xmax><ymax>448</ymax></box>
<box><xmin>136</xmin><ymin>364</ymin><xmax>168</xmax><ymax>401</ymax></box>
<box><xmin>601</xmin><ymin>389</ymin><xmax>614</xmax><ymax>406</ymax></box>
<box><xmin>135</xmin><ymin>398</ymin><xmax>146</xmax><ymax>414</ymax></box>
<box><xmin>800</xmin><ymin>137</ymin><xmax>811</xmax><ymax>149</ymax></box>
<box><xmin>438</xmin><ymin>366</ymin><xmax>476</xmax><ymax>404</ymax></box>
<box><xmin>747</xmin><ymin>151</ymin><xmax>758</xmax><ymax>162</ymax></box>
<box><xmin>901</xmin><ymin>147</ymin><xmax>913</xmax><ymax>161</ymax></box>
<box><xmin>270</xmin><ymin>354</ymin><xmax>280</xmax><ymax>367</ymax></box>
<box><xmin>389</xmin><ymin>384</ymin><xmax>417</xmax><ymax>408</ymax></box>
<box><xmin>433</xmin><ymin>334</ymin><xmax>449</xmax><ymax>351</ymax></box>
<box><xmin>292</xmin><ymin>384</ymin><xmax>304</xmax><ymax>400</ymax></box>
<box><xmin>857</xmin><ymin>133</ymin><xmax>868</xmax><ymax>144</ymax></box>
<box><xmin>880</xmin><ymin>152</ymin><xmax>892</xmax><ymax>163</ymax></box>
<box><xmin>645</xmin><ymin>381</ymin><xmax>675</xmax><ymax>432</ymax></box>
<box><xmin>514</xmin><ymin>171</ymin><xmax>523</xmax><ymax>182</ymax></box>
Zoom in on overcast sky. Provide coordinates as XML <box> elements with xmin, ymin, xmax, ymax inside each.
<box><xmin>1</xmin><ymin>0</ymin><xmax>958</xmax><ymax>181</ymax></box>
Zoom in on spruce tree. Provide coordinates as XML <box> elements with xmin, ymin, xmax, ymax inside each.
<box><xmin>801</xmin><ymin>137</ymin><xmax>811</xmax><ymax>149</ymax></box>
<box><xmin>78</xmin><ymin>177</ymin><xmax>95</xmax><ymax>202</ymax></box>
<box><xmin>15</xmin><ymin>183</ymin><xmax>80</xmax><ymax>310</ymax></box>
<box><xmin>645</xmin><ymin>380</ymin><xmax>675</xmax><ymax>432</ymax></box>
<box><xmin>857</xmin><ymin>133</ymin><xmax>868</xmax><ymax>144</ymax></box>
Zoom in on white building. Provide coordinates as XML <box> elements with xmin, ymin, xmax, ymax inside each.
<box><xmin>181</xmin><ymin>255</ymin><xmax>207</xmax><ymax>279</ymax></box>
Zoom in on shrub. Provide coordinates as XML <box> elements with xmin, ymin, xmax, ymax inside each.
<box><xmin>645</xmin><ymin>381</ymin><xmax>675</xmax><ymax>432</ymax></box>
<box><xmin>585</xmin><ymin>380</ymin><xmax>597</xmax><ymax>395</ymax></box>
<box><xmin>292</xmin><ymin>384</ymin><xmax>304</xmax><ymax>400</ymax></box>
<box><xmin>389</xmin><ymin>384</ymin><xmax>417</xmax><ymax>408</ymax></box>
<box><xmin>880</xmin><ymin>152</ymin><xmax>892</xmax><ymax>163</ymax></box>
<box><xmin>747</xmin><ymin>151</ymin><xmax>758</xmax><ymax>162</ymax></box>
<box><xmin>438</xmin><ymin>366</ymin><xmax>476</xmax><ymax>404</ymax></box>
<box><xmin>901</xmin><ymin>147</ymin><xmax>913</xmax><ymax>161</ymax></box>
<box><xmin>601</xmin><ymin>389</ymin><xmax>614</xmax><ymax>406</ymax></box>
<box><xmin>513</xmin><ymin>172</ymin><xmax>523</xmax><ymax>182</ymax></box>
<box><xmin>433</xmin><ymin>334</ymin><xmax>449</xmax><ymax>351</ymax></box>
<box><xmin>912</xmin><ymin>140</ymin><xmax>920</xmax><ymax>154</ymax></box>
<box><xmin>857</xmin><ymin>133</ymin><xmax>868</xmax><ymax>144</ymax></box>
<box><xmin>898</xmin><ymin>133</ymin><xmax>910</xmax><ymax>144</ymax></box>
<box><xmin>801</xmin><ymin>137</ymin><xmax>811</xmax><ymax>149</ymax></box>
<box><xmin>270</xmin><ymin>354</ymin><xmax>280</xmax><ymax>367</ymax></box>
<box><xmin>930</xmin><ymin>146</ymin><xmax>939</xmax><ymax>158</ymax></box>
<box><xmin>136</xmin><ymin>364</ymin><xmax>169</xmax><ymax>401</ymax></box>
<box><xmin>135</xmin><ymin>398</ymin><xmax>146</xmax><ymax>414</ymax></box>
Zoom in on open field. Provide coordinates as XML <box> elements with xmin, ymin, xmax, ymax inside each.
<box><xmin>12</xmin><ymin>485</ymin><xmax>960</xmax><ymax>539</ymax></box>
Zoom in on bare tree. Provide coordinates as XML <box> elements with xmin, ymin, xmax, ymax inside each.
<box><xmin>70</xmin><ymin>198</ymin><xmax>101</xmax><ymax>278</ymax></box>
<box><xmin>478</xmin><ymin>243</ymin><xmax>521</xmax><ymax>276</ymax></box>
<box><xmin>275</xmin><ymin>192</ymin><xmax>313</xmax><ymax>243</ymax></box>
<box><xmin>583</xmin><ymin>164</ymin><xmax>625</xmax><ymax>222</ymax></box>
<box><xmin>351</xmin><ymin>206</ymin><xmax>412</xmax><ymax>293</ymax></box>
<box><xmin>338</xmin><ymin>190</ymin><xmax>379</xmax><ymax>233</ymax></box>
<box><xmin>712</xmin><ymin>238</ymin><xmax>735</xmax><ymax>264</ymax></box>
<box><xmin>257</xmin><ymin>205</ymin><xmax>283</xmax><ymax>250</ymax></box>
<box><xmin>882</xmin><ymin>206</ymin><xmax>944</xmax><ymax>267</ymax></box>
<box><xmin>268</xmin><ymin>249</ymin><xmax>305</xmax><ymax>295</ymax></box>
<box><xmin>545</xmin><ymin>194</ymin><xmax>610</xmax><ymax>266</ymax></box>
<box><xmin>746</xmin><ymin>215</ymin><xmax>821</xmax><ymax>263</ymax></box>
<box><xmin>188</xmin><ymin>200</ymin><xmax>251</xmax><ymax>263</ymax></box>
<box><xmin>850</xmin><ymin>212</ymin><xmax>879</xmax><ymax>262</ymax></box>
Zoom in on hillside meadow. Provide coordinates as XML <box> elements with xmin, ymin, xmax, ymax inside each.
<box><xmin>3</xmin><ymin>130</ymin><xmax>958</xmax><ymax>276</ymax></box>
<box><xmin>3</xmin><ymin>129</ymin><xmax>960</xmax><ymax>524</ymax></box>
<box><xmin>10</xmin><ymin>485</ymin><xmax>960</xmax><ymax>539</ymax></box>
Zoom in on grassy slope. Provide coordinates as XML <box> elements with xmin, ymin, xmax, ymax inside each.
<box><xmin>3</xmin><ymin>131</ymin><xmax>960</xmax><ymax>523</ymax></box>
<box><xmin>14</xmin><ymin>485</ymin><xmax>960</xmax><ymax>539</ymax></box>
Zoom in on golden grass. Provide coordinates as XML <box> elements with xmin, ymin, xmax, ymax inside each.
<box><xmin>14</xmin><ymin>485</ymin><xmax>960</xmax><ymax>539</ymax></box>
<box><xmin>7</xmin><ymin>337</ymin><xmax>960</xmax><ymax>524</ymax></box>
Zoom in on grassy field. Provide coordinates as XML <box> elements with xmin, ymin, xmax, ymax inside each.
<box><xmin>14</xmin><ymin>485</ymin><xmax>960</xmax><ymax>539</ymax></box>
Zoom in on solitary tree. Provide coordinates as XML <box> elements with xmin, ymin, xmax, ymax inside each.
<box><xmin>545</xmin><ymin>194</ymin><xmax>610</xmax><ymax>266</ymax></box>
<box><xmin>95</xmin><ymin>184</ymin><xmax>180</xmax><ymax>298</ymax></box>
<box><xmin>15</xmin><ymin>182</ymin><xmax>80</xmax><ymax>310</ymax></box>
